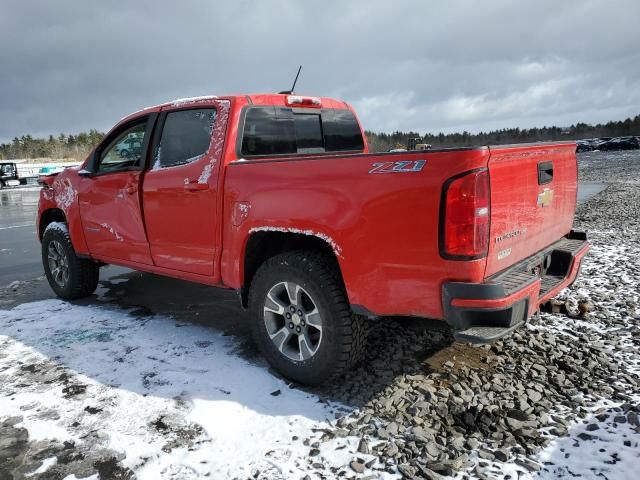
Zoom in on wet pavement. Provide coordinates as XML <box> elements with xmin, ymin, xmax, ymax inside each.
<box><xmin>0</xmin><ymin>188</ymin><xmax>41</xmax><ymax>284</ymax></box>
<box><xmin>0</xmin><ymin>186</ymin><xmax>251</xmax><ymax>346</ymax></box>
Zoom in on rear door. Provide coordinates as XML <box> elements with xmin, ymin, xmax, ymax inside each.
<box><xmin>141</xmin><ymin>100</ymin><xmax>229</xmax><ymax>276</ymax></box>
<box><xmin>485</xmin><ymin>143</ymin><xmax>577</xmax><ymax>277</ymax></box>
<box><xmin>78</xmin><ymin>116</ymin><xmax>155</xmax><ymax>264</ymax></box>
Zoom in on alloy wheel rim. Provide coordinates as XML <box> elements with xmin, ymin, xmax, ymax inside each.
<box><xmin>263</xmin><ymin>281</ymin><xmax>323</xmax><ymax>361</ymax></box>
<box><xmin>47</xmin><ymin>240</ymin><xmax>69</xmax><ymax>288</ymax></box>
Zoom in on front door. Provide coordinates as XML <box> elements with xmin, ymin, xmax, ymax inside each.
<box><xmin>78</xmin><ymin>117</ymin><xmax>154</xmax><ymax>264</ymax></box>
<box><xmin>142</xmin><ymin>100</ymin><xmax>229</xmax><ymax>276</ymax></box>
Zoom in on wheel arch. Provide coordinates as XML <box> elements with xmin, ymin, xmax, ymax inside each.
<box><xmin>240</xmin><ymin>231</ymin><xmax>345</xmax><ymax>308</ymax></box>
<box><xmin>39</xmin><ymin>208</ymin><xmax>67</xmax><ymax>241</ymax></box>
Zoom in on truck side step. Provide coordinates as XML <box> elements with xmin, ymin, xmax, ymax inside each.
<box><xmin>454</xmin><ymin>322</ymin><xmax>524</xmax><ymax>344</ymax></box>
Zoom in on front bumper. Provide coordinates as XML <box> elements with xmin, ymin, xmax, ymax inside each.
<box><xmin>442</xmin><ymin>230</ymin><xmax>590</xmax><ymax>343</ymax></box>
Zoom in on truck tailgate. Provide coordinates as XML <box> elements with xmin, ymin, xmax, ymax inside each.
<box><xmin>485</xmin><ymin>143</ymin><xmax>577</xmax><ymax>277</ymax></box>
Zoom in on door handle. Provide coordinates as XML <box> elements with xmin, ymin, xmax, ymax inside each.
<box><xmin>124</xmin><ymin>185</ymin><xmax>138</xmax><ymax>194</ymax></box>
<box><xmin>184</xmin><ymin>181</ymin><xmax>209</xmax><ymax>192</ymax></box>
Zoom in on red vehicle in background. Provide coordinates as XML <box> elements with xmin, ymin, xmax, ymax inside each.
<box><xmin>37</xmin><ymin>93</ymin><xmax>589</xmax><ymax>385</ymax></box>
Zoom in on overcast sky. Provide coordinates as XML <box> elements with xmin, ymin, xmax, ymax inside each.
<box><xmin>1</xmin><ymin>0</ymin><xmax>639</xmax><ymax>142</ymax></box>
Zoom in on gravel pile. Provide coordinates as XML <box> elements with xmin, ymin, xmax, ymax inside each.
<box><xmin>296</xmin><ymin>152</ymin><xmax>640</xmax><ymax>479</ymax></box>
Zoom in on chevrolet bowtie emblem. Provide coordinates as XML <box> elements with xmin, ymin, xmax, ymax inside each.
<box><xmin>537</xmin><ymin>188</ymin><xmax>554</xmax><ymax>207</ymax></box>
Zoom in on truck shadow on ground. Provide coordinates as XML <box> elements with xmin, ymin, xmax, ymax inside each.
<box><xmin>85</xmin><ymin>269</ymin><xmax>490</xmax><ymax>408</ymax></box>
<box><xmin>2</xmin><ymin>268</ymin><xmax>494</xmax><ymax>417</ymax></box>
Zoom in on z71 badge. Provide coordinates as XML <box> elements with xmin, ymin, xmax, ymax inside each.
<box><xmin>369</xmin><ymin>160</ymin><xmax>426</xmax><ymax>174</ymax></box>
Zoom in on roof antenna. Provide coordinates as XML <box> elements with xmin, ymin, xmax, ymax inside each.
<box><xmin>279</xmin><ymin>65</ymin><xmax>302</xmax><ymax>95</ymax></box>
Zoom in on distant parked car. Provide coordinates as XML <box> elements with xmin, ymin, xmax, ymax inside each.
<box><xmin>599</xmin><ymin>137</ymin><xmax>639</xmax><ymax>151</ymax></box>
<box><xmin>618</xmin><ymin>136</ymin><xmax>639</xmax><ymax>148</ymax></box>
<box><xmin>576</xmin><ymin>140</ymin><xmax>593</xmax><ymax>153</ymax></box>
<box><xmin>115</xmin><ymin>137</ymin><xmax>144</xmax><ymax>159</ymax></box>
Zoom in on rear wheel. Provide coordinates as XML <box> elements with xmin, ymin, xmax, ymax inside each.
<box><xmin>248</xmin><ymin>251</ymin><xmax>366</xmax><ymax>385</ymax></box>
<box><xmin>42</xmin><ymin>222</ymin><xmax>99</xmax><ymax>300</ymax></box>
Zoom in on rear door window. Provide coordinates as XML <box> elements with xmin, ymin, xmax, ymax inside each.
<box><xmin>154</xmin><ymin>109</ymin><xmax>216</xmax><ymax>168</ymax></box>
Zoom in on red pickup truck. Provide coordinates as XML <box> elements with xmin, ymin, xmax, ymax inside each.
<box><xmin>37</xmin><ymin>94</ymin><xmax>589</xmax><ymax>385</ymax></box>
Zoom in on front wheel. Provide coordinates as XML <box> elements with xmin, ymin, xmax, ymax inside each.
<box><xmin>248</xmin><ymin>251</ymin><xmax>366</xmax><ymax>385</ymax></box>
<box><xmin>42</xmin><ymin>222</ymin><xmax>99</xmax><ymax>300</ymax></box>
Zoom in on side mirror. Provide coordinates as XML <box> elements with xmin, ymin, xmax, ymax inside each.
<box><xmin>78</xmin><ymin>169</ymin><xmax>93</xmax><ymax>177</ymax></box>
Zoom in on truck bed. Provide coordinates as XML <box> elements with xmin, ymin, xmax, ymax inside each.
<box><xmin>222</xmin><ymin>141</ymin><xmax>579</xmax><ymax>321</ymax></box>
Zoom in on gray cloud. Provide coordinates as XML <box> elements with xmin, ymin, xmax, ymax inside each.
<box><xmin>1</xmin><ymin>0</ymin><xmax>639</xmax><ymax>142</ymax></box>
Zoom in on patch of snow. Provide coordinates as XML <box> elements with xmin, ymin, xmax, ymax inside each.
<box><xmin>44</xmin><ymin>221</ymin><xmax>68</xmax><ymax>235</ymax></box>
<box><xmin>5</xmin><ymin>280</ymin><xmax>23</xmax><ymax>289</ymax></box>
<box><xmin>54</xmin><ymin>179</ymin><xmax>77</xmax><ymax>212</ymax></box>
<box><xmin>42</xmin><ymin>187</ymin><xmax>54</xmax><ymax>201</ymax></box>
<box><xmin>533</xmin><ymin>406</ymin><xmax>640</xmax><ymax>479</ymax></box>
<box><xmin>25</xmin><ymin>456</ymin><xmax>57</xmax><ymax>477</ymax></box>
<box><xmin>0</xmin><ymin>300</ymin><xmax>359</xmax><ymax>479</ymax></box>
<box><xmin>184</xmin><ymin>153</ymin><xmax>204</xmax><ymax>165</ymax></box>
<box><xmin>151</xmin><ymin>144</ymin><xmax>162</xmax><ymax>171</ymax></box>
<box><xmin>196</xmin><ymin>100</ymin><xmax>230</xmax><ymax>184</ymax></box>
<box><xmin>197</xmin><ymin>163</ymin><xmax>213</xmax><ymax>184</ymax></box>
<box><xmin>171</xmin><ymin>95</ymin><xmax>219</xmax><ymax>108</ymax></box>
<box><xmin>100</xmin><ymin>223</ymin><xmax>124</xmax><ymax>242</ymax></box>
<box><xmin>249</xmin><ymin>226</ymin><xmax>343</xmax><ymax>257</ymax></box>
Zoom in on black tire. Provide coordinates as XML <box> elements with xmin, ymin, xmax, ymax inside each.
<box><xmin>42</xmin><ymin>222</ymin><xmax>99</xmax><ymax>300</ymax></box>
<box><xmin>248</xmin><ymin>250</ymin><xmax>366</xmax><ymax>386</ymax></box>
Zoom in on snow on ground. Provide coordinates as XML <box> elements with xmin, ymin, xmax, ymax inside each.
<box><xmin>490</xmin><ymin>232</ymin><xmax>640</xmax><ymax>480</ymax></box>
<box><xmin>0</xmin><ymin>300</ymin><xmax>366</xmax><ymax>479</ymax></box>
<box><xmin>1</xmin><ymin>236</ymin><xmax>638</xmax><ymax>479</ymax></box>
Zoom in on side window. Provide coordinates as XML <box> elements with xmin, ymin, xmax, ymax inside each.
<box><xmin>323</xmin><ymin>110</ymin><xmax>365</xmax><ymax>152</ymax></box>
<box><xmin>154</xmin><ymin>109</ymin><xmax>216</xmax><ymax>168</ymax></box>
<box><xmin>97</xmin><ymin>121</ymin><xmax>147</xmax><ymax>173</ymax></box>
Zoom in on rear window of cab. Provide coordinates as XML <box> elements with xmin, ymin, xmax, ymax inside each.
<box><xmin>240</xmin><ymin>107</ymin><xmax>364</xmax><ymax>157</ymax></box>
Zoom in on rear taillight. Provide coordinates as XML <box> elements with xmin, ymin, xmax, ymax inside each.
<box><xmin>440</xmin><ymin>169</ymin><xmax>490</xmax><ymax>259</ymax></box>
